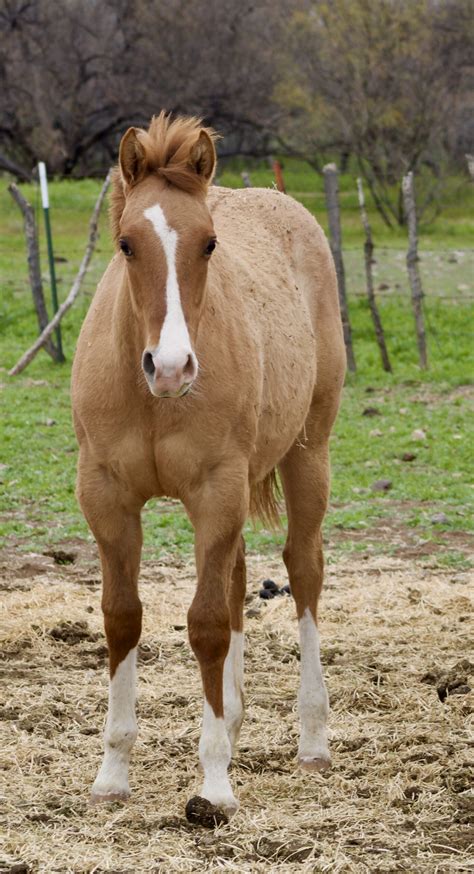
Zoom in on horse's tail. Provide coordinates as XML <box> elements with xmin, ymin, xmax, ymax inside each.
<box><xmin>250</xmin><ymin>469</ymin><xmax>282</xmax><ymax>529</ymax></box>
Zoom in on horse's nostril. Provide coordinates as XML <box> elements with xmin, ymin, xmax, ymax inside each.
<box><xmin>183</xmin><ymin>354</ymin><xmax>195</xmax><ymax>379</ymax></box>
<box><xmin>142</xmin><ymin>351</ymin><xmax>155</xmax><ymax>376</ymax></box>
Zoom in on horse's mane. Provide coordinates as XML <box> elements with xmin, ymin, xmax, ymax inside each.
<box><xmin>110</xmin><ymin>112</ymin><xmax>218</xmax><ymax>243</ymax></box>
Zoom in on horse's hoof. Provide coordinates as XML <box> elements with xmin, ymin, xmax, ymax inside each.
<box><xmin>298</xmin><ymin>755</ymin><xmax>331</xmax><ymax>773</ymax></box>
<box><xmin>185</xmin><ymin>795</ymin><xmax>235</xmax><ymax>828</ymax></box>
<box><xmin>89</xmin><ymin>790</ymin><xmax>130</xmax><ymax>805</ymax></box>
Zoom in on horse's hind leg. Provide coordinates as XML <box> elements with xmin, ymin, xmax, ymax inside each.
<box><xmin>77</xmin><ymin>457</ymin><xmax>143</xmax><ymax>802</ymax></box>
<box><xmin>224</xmin><ymin>536</ymin><xmax>246</xmax><ymax>753</ymax></box>
<box><xmin>279</xmin><ymin>415</ymin><xmax>334</xmax><ymax>772</ymax></box>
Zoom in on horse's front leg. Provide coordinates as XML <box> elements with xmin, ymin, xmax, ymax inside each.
<box><xmin>185</xmin><ymin>471</ymin><xmax>248</xmax><ymax>822</ymax></box>
<box><xmin>77</xmin><ymin>458</ymin><xmax>144</xmax><ymax>802</ymax></box>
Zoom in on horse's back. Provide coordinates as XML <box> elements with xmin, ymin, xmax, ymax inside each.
<box><xmin>209</xmin><ymin>185</ymin><xmax>345</xmax><ymax>401</ymax></box>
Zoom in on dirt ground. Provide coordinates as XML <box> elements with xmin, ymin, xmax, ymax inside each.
<box><xmin>1</xmin><ymin>542</ymin><xmax>472</xmax><ymax>873</ymax></box>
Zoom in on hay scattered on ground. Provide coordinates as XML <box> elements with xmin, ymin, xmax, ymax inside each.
<box><xmin>1</xmin><ymin>545</ymin><xmax>473</xmax><ymax>873</ymax></box>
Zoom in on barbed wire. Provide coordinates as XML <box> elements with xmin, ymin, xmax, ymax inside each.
<box><xmin>3</xmin><ymin>180</ymin><xmax>473</xmax><ymax>356</ymax></box>
<box><xmin>3</xmin><ymin>276</ymin><xmax>473</xmax><ymax>303</ymax></box>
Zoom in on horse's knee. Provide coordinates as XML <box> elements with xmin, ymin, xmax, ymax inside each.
<box><xmin>188</xmin><ymin>598</ymin><xmax>230</xmax><ymax>666</ymax></box>
<box><xmin>103</xmin><ymin>598</ymin><xmax>142</xmax><ymax>675</ymax></box>
<box><xmin>283</xmin><ymin>536</ymin><xmax>325</xmax><ymax>618</ymax></box>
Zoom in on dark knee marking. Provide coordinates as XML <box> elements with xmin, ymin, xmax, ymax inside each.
<box><xmin>229</xmin><ymin>542</ymin><xmax>247</xmax><ymax>631</ymax></box>
<box><xmin>188</xmin><ymin>599</ymin><xmax>230</xmax><ymax>665</ymax></box>
<box><xmin>283</xmin><ymin>538</ymin><xmax>324</xmax><ymax>620</ymax></box>
<box><xmin>103</xmin><ymin>599</ymin><xmax>142</xmax><ymax>676</ymax></box>
<box><xmin>188</xmin><ymin>599</ymin><xmax>231</xmax><ymax>717</ymax></box>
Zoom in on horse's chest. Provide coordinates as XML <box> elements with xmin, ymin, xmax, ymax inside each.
<box><xmin>152</xmin><ymin>431</ymin><xmax>201</xmax><ymax>498</ymax></box>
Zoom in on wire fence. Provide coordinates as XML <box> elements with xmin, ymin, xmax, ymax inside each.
<box><xmin>3</xmin><ymin>178</ymin><xmax>474</xmax><ymax>357</ymax></box>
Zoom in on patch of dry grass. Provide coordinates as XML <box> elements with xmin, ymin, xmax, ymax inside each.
<box><xmin>1</xmin><ymin>547</ymin><xmax>472</xmax><ymax>873</ymax></box>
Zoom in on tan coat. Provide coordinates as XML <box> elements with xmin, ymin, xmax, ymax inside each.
<box><xmin>71</xmin><ymin>114</ymin><xmax>345</xmax><ymax>819</ymax></box>
<box><xmin>73</xmin><ymin>185</ymin><xmax>344</xmax><ymax>514</ymax></box>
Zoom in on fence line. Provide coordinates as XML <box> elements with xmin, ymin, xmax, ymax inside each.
<box><xmin>3</xmin><ymin>278</ymin><xmax>473</xmax><ymax>303</ymax></box>
<box><xmin>5</xmin><ymin>177</ymin><xmax>473</xmax><ymax>373</ymax></box>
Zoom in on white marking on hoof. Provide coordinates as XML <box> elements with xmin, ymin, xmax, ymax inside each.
<box><xmin>298</xmin><ymin>755</ymin><xmax>332</xmax><ymax>773</ymax></box>
<box><xmin>223</xmin><ymin>631</ymin><xmax>244</xmax><ymax>753</ymax></box>
<box><xmin>90</xmin><ymin>790</ymin><xmax>130</xmax><ymax>805</ymax></box>
<box><xmin>298</xmin><ymin>609</ymin><xmax>330</xmax><ymax>764</ymax></box>
<box><xmin>220</xmin><ymin>798</ymin><xmax>239</xmax><ymax>820</ymax></box>
<box><xmin>199</xmin><ymin>700</ymin><xmax>238</xmax><ymax>814</ymax></box>
<box><xmin>92</xmin><ymin>648</ymin><xmax>138</xmax><ymax>800</ymax></box>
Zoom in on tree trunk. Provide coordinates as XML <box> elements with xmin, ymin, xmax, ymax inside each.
<box><xmin>402</xmin><ymin>171</ymin><xmax>428</xmax><ymax>369</ymax></box>
<box><xmin>8</xmin><ymin>183</ymin><xmax>59</xmax><ymax>361</ymax></box>
<box><xmin>323</xmin><ymin>163</ymin><xmax>356</xmax><ymax>372</ymax></box>
<box><xmin>356</xmin><ymin>179</ymin><xmax>392</xmax><ymax>372</ymax></box>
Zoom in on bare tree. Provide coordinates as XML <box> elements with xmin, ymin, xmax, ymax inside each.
<box><xmin>0</xmin><ymin>0</ymin><xmax>292</xmax><ymax>176</ymax></box>
<box><xmin>1</xmin><ymin>0</ymin><xmax>471</xmax><ymax>184</ymax></box>
<box><xmin>277</xmin><ymin>0</ymin><xmax>474</xmax><ymax>225</ymax></box>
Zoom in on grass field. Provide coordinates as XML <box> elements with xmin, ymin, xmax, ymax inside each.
<box><xmin>1</xmin><ymin>165</ymin><xmax>473</xmax><ymax>566</ymax></box>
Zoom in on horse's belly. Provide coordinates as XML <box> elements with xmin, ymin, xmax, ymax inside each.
<box><xmin>250</xmin><ymin>327</ymin><xmax>316</xmax><ymax>481</ymax></box>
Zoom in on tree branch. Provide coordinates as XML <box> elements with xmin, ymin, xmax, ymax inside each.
<box><xmin>9</xmin><ymin>169</ymin><xmax>112</xmax><ymax>377</ymax></box>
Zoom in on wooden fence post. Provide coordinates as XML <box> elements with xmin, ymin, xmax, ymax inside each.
<box><xmin>402</xmin><ymin>171</ymin><xmax>428</xmax><ymax>369</ymax></box>
<box><xmin>465</xmin><ymin>154</ymin><xmax>474</xmax><ymax>180</ymax></box>
<box><xmin>323</xmin><ymin>163</ymin><xmax>356</xmax><ymax>372</ymax></box>
<box><xmin>356</xmin><ymin>178</ymin><xmax>392</xmax><ymax>372</ymax></box>
<box><xmin>273</xmin><ymin>159</ymin><xmax>286</xmax><ymax>193</ymax></box>
<box><xmin>8</xmin><ymin>183</ymin><xmax>59</xmax><ymax>361</ymax></box>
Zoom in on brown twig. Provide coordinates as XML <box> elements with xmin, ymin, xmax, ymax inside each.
<box><xmin>9</xmin><ymin>169</ymin><xmax>112</xmax><ymax>377</ymax></box>
<box><xmin>402</xmin><ymin>171</ymin><xmax>428</xmax><ymax>370</ymax></box>
<box><xmin>8</xmin><ymin>183</ymin><xmax>59</xmax><ymax>361</ymax></box>
<box><xmin>323</xmin><ymin>163</ymin><xmax>356</xmax><ymax>372</ymax></box>
<box><xmin>356</xmin><ymin>178</ymin><xmax>392</xmax><ymax>372</ymax></box>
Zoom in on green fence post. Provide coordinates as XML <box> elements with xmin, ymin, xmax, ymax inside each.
<box><xmin>38</xmin><ymin>162</ymin><xmax>65</xmax><ymax>362</ymax></box>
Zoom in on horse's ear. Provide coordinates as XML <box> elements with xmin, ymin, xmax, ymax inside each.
<box><xmin>189</xmin><ymin>130</ymin><xmax>216</xmax><ymax>184</ymax></box>
<box><xmin>119</xmin><ymin>127</ymin><xmax>146</xmax><ymax>186</ymax></box>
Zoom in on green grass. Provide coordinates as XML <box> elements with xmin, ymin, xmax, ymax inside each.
<box><xmin>1</xmin><ymin>169</ymin><xmax>473</xmax><ymax>564</ymax></box>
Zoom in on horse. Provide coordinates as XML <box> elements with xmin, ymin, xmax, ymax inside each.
<box><xmin>71</xmin><ymin>112</ymin><xmax>346</xmax><ymax>824</ymax></box>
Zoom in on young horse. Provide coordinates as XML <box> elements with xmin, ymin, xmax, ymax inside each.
<box><xmin>72</xmin><ymin>113</ymin><xmax>345</xmax><ymax>823</ymax></box>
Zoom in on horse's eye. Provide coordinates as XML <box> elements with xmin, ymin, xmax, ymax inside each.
<box><xmin>119</xmin><ymin>239</ymin><xmax>133</xmax><ymax>257</ymax></box>
<box><xmin>204</xmin><ymin>238</ymin><xmax>216</xmax><ymax>257</ymax></box>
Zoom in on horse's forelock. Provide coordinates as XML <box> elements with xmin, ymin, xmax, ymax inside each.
<box><xmin>110</xmin><ymin>112</ymin><xmax>218</xmax><ymax>244</ymax></box>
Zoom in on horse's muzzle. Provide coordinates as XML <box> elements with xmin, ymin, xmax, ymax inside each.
<box><xmin>142</xmin><ymin>348</ymin><xmax>198</xmax><ymax>398</ymax></box>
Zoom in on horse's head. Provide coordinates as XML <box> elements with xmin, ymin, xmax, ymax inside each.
<box><xmin>112</xmin><ymin>113</ymin><xmax>218</xmax><ymax>398</ymax></box>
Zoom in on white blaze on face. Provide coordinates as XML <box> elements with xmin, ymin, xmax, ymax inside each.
<box><xmin>143</xmin><ymin>203</ymin><xmax>196</xmax><ymax>377</ymax></box>
<box><xmin>223</xmin><ymin>630</ymin><xmax>244</xmax><ymax>752</ymax></box>
<box><xmin>91</xmin><ymin>647</ymin><xmax>138</xmax><ymax>799</ymax></box>
<box><xmin>198</xmin><ymin>700</ymin><xmax>239</xmax><ymax>815</ymax></box>
<box><xmin>298</xmin><ymin>608</ymin><xmax>330</xmax><ymax>763</ymax></box>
